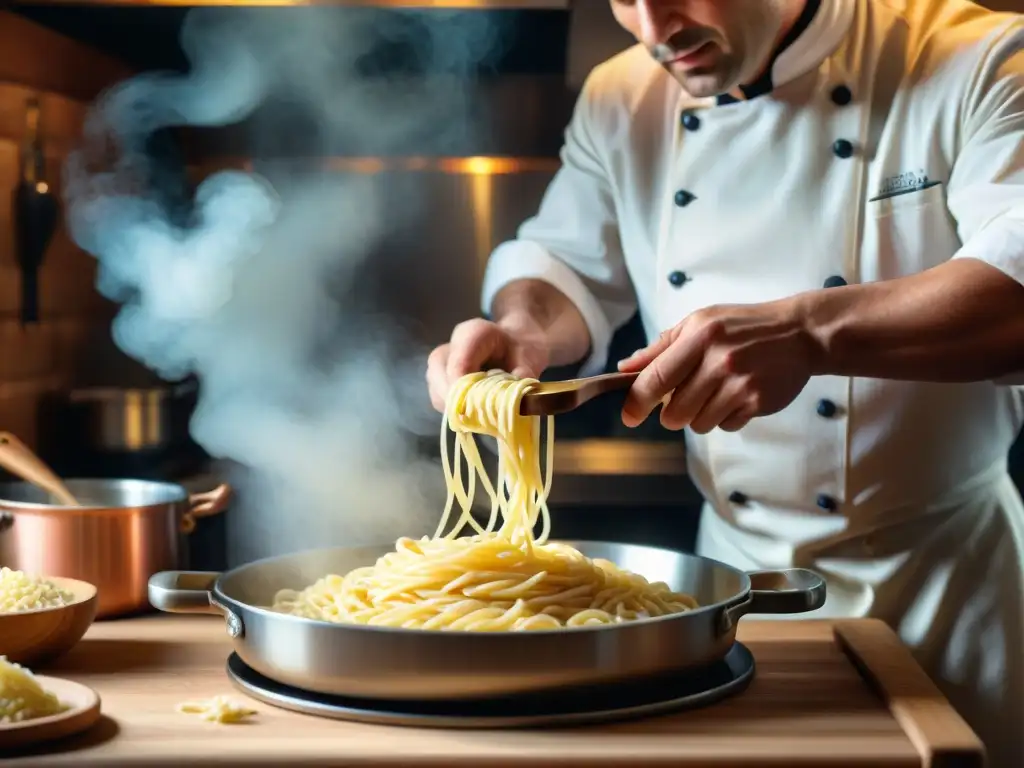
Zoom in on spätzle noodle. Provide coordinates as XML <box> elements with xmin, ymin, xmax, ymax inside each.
<box><xmin>0</xmin><ymin>567</ymin><xmax>74</xmax><ymax>614</ymax></box>
<box><xmin>177</xmin><ymin>695</ymin><xmax>257</xmax><ymax>724</ymax></box>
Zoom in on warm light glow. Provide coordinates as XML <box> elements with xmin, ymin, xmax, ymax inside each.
<box><xmin>146</xmin><ymin>390</ymin><xmax>163</xmax><ymax>448</ymax></box>
<box><xmin>463</xmin><ymin>156</ymin><xmax>495</xmax><ymax>176</ymax></box>
<box><xmin>35</xmin><ymin>182</ymin><xmax>48</xmax><ymax>194</ymax></box>
<box><xmin>312</xmin><ymin>156</ymin><xmax>558</xmax><ymax>176</ymax></box>
<box><xmin>439</xmin><ymin>156</ymin><xmax>544</xmax><ymax>175</ymax></box>
<box><xmin>125</xmin><ymin>391</ymin><xmax>144</xmax><ymax>451</ymax></box>
<box><xmin>469</xmin><ymin>170</ymin><xmax>493</xmax><ymax>280</ymax></box>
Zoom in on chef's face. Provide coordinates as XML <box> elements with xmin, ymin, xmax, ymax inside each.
<box><xmin>610</xmin><ymin>0</ymin><xmax>790</xmax><ymax>97</ymax></box>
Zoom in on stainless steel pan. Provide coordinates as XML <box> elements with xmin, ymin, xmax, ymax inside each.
<box><xmin>148</xmin><ymin>542</ymin><xmax>825</xmax><ymax>700</ymax></box>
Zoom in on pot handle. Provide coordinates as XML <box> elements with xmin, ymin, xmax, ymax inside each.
<box><xmin>0</xmin><ymin>511</ymin><xmax>12</xmax><ymax>534</ymax></box>
<box><xmin>148</xmin><ymin>570</ymin><xmax>222</xmax><ymax>614</ymax></box>
<box><xmin>722</xmin><ymin>568</ymin><xmax>827</xmax><ymax>630</ymax></box>
<box><xmin>180</xmin><ymin>483</ymin><xmax>232</xmax><ymax>534</ymax></box>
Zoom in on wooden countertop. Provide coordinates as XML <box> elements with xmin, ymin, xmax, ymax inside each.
<box><xmin>4</xmin><ymin>616</ymin><xmax>983</xmax><ymax>767</ymax></box>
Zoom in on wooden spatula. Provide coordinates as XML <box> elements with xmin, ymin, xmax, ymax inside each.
<box><xmin>519</xmin><ymin>372</ymin><xmax>639</xmax><ymax>416</ymax></box>
<box><xmin>0</xmin><ymin>432</ymin><xmax>80</xmax><ymax>506</ymax></box>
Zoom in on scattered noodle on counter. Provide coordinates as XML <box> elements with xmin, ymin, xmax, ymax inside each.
<box><xmin>176</xmin><ymin>696</ymin><xmax>257</xmax><ymax>724</ymax></box>
<box><xmin>272</xmin><ymin>370</ymin><xmax>699</xmax><ymax>631</ymax></box>
<box><xmin>0</xmin><ymin>567</ymin><xmax>73</xmax><ymax>614</ymax></box>
<box><xmin>0</xmin><ymin>656</ymin><xmax>67</xmax><ymax>723</ymax></box>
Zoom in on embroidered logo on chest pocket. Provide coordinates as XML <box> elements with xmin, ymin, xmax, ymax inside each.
<box><xmin>868</xmin><ymin>169</ymin><xmax>942</xmax><ymax>204</ymax></box>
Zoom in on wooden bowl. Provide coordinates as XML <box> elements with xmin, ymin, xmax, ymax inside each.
<box><xmin>0</xmin><ymin>577</ymin><xmax>98</xmax><ymax>667</ymax></box>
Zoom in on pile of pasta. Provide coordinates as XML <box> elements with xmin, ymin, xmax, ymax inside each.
<box><xmin>0</xmin><ymin>567</ymin><xmax>73</xmax><ymax>614</ymax></box>
<box><xmin>273</xmin><ymin>371</ymin><xmax>698</xmax><ymax>631</ymax></box>
<box><xmin>0</xmin><ymin>656</ymin><xmax>67</xmax><ymax>723</ymax></box>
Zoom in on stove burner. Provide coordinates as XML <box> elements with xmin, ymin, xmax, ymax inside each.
<box><xmin>226</xmin><ymin>643</ymin><xmax>755</xmax><ymax>728</ymax></box>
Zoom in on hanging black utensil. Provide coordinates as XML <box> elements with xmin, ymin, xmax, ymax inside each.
<box><xmin>13</xmin><ymin>97</ymin><xmax>59</xmax><ymax>325</ymax></box>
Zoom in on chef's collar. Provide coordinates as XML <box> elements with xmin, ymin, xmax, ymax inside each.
<box><xmin>711</xmin><ymin>0</ymin><xmax>855</xmax><ymax>107</ymax></box>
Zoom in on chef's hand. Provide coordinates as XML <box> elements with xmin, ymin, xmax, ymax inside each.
<box><xmin>426</xmin><ymin>317</ymin><xmax>551</xmax><ymax>413</ymax></box>
<box><xmin>616</xmin><ymin>302</ymin><xmax>817</xmax><ymax>433</ymax></box>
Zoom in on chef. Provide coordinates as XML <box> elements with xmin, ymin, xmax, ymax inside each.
<box><xmin>426</xmin><ymin>0</ymin><xmax>1024</xmax><ymax>762</ymax></box>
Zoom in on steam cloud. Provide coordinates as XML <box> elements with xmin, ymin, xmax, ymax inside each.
<box><xmin>64</xmin><ymin>8</ymin><xmax>501</xmax><ymax>562</ymax></box>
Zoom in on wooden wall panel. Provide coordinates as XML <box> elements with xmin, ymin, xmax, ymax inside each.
<box><xmin>0</xmin><ymin>11</ymin><xmax>132</xmax><ymax>103</ymax></box>
<box><xmin>0</xmin><ymin>11</ymin><xmax>131</xmax><ymax>449</ymax></box>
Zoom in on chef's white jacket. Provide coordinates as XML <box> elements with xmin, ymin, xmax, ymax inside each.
<box><xmin>482</xmin><ymin>0</ymin><xmax>1024</xmax><ymax>763</ymax></box>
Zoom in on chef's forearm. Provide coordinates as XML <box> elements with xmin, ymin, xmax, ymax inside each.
<box><xmin>797</xmin><ymin>258</ymin><xmax>1024</xmax><ymax>381</ymax></box>
<box><xmin>491</xmin><ymin>279</ymin><xmax>592</xmax><ymax>367</ymax></box>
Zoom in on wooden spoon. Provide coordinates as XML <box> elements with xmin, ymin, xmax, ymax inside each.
<box><xmin>0</xmin><ymin>432</ymin><xmax>80</xmax><ymax>506</ymax></box>
<box><xmin>519</xmin><ymin>372</ymin><xmax>639</xmax><ymax>416</ymax></box>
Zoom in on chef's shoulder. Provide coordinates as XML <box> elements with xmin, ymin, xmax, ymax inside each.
<box><xmin>886</xmin><ymin>0</ymin><xmax>1023</xmax><ymax>89</ymax></box>
<box><xmin>573</xmin><ymin>44</ymin><xmax>674</xmax><ymax>143</ymax></box>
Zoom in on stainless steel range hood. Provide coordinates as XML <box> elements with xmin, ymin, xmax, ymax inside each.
<box><xmin>22</xmin><ymin>1</ymin><xmax>570</xmax><ymax>7</ymax></box>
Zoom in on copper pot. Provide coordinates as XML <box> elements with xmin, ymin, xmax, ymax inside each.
<box><xmin>0</xmin><ymin>478</ymin><xmax>230</xmax><ymax>618</ymax></box>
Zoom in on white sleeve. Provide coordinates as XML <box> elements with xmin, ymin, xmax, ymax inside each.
<box><xmin>481</xmin><ymin>74</ymin><xmax>637</xmax><ymax>377</ymax></box>
<box><xmin>947</xmin><ymin>20</ymin><xmax>1024</xmax><ymax>385</ymax></box>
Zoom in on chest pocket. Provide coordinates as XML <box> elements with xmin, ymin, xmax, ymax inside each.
<box><xmin>865</xmin><ymin>184</ymin><xmax>962</xmax><ymax>281</ymax></box>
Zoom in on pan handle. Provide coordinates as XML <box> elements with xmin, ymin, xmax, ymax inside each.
<box><xmin>148</xmin><ymin>570</ymin><xmax>222</xmax><ymax>614</ymax></box>
<box><xmin>722</xmin><ymin>568</ymin><xmax>827</xmax><ymax>629</ymax></box>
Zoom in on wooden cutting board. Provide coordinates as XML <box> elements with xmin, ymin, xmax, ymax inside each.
<box><xmin>3</xmin><ymin>615</ymin><xmax>983</xmax><ymax>767</ymax></box>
